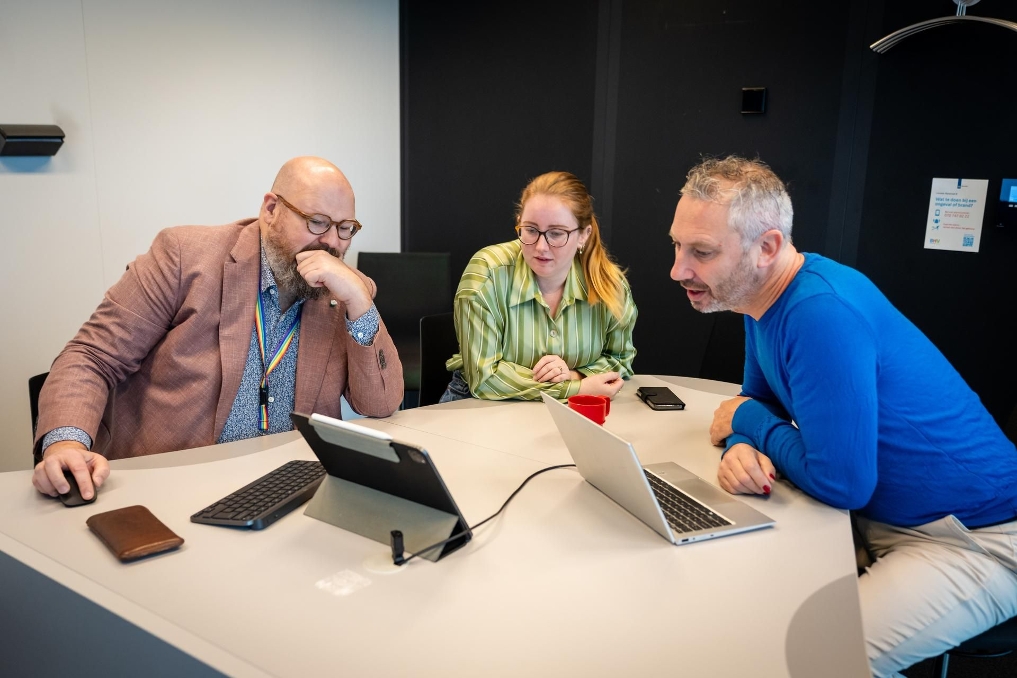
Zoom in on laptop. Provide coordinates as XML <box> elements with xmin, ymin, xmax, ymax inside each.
<box><xmin>541</xmin><ymin>393</ymin><xmax>774</xmax><ymax>545</ymax></box>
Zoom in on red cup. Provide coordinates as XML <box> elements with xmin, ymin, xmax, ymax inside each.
<box><xmin>567</xmin><ymin>394</ymin><xmax>611</xmax><ymax>425</ymax></box>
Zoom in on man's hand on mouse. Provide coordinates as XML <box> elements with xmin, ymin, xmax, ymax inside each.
<box><xmin>33</xmin><ymin>441</ymin><xmax>109</xmax><ymax>500</ymax></box>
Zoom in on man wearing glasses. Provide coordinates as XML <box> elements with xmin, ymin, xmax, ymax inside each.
<box><xmin>32</xmin><ymin>157</ymin><xmax>403</xmax><ymax>500</ymax></box>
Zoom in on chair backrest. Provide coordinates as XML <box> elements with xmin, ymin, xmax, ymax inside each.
<box><xmin>418</xmin><ymin>312</ymin><xmax>458</xmax><ymax>407</ymax></box>
<box><xmin>356</xmin><ymin>252</ymin><xmax>453</xmax><ymax>341</ymax></box>
<box><xmin>356</xmin><ymin>252</ymin><xmax>453</xmax><ymax>394</ymax></box>
<box><xmin>697</xmin><ymin>312</ymin><xmax>745</xmax><ymax>385</ymax></box>
<box><xmin>28</xmin><ymin>372</ymin><xmax>49</xmax><ymax>438</ymax></box>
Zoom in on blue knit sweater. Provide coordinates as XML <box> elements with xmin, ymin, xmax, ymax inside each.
<box><xmin>728</xmin><ymin>254</ymin><xmax>1017</xmax><ymax>527</ymax></box>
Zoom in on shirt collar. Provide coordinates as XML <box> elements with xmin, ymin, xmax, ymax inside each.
<box><xmin>508</xmin><ymin>243</ymin><xmax>589</xmax><ymax>309</ymax></box>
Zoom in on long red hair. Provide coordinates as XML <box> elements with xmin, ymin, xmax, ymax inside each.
<box><xmin>516</xmin><ymin>171</ymin><xmax>628</xmax><ymax>320</ymax></box>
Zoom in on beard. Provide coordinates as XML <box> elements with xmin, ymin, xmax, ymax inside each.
<box><xmin>681</xmin><ymin>250</ymin><xmax>762</xmax><ymax>313</ymax></box>
<box><xmin>263</xmin><ymin>231</ymin><xmax>343</xmax><ymax>301</ymax></box>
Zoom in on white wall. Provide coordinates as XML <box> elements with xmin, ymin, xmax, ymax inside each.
<box><xmin>0</xmin><ymin>0</ymin><xmax>400</xmax><ymax>471</ymax></box>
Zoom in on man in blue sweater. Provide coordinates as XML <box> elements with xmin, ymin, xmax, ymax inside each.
<box><xmin>668</xmin><ymin>156</ymin><xmax>1017</xmax><ymax>677</ymax></box>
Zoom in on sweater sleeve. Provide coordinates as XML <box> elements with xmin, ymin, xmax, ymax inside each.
<box><xmin>722</xmin><ymin>316</ymin><xmax>789</xmax><ymax>459</ymax></box>
<box><xmin>731</xmin><ymin>295</ymin><xmax>880</xmax><ymax>509</ymax></box>
<box><xmin>737</xmin><ymin>316</ymin><xmax>789</xmax><ymax>419</ymax></box>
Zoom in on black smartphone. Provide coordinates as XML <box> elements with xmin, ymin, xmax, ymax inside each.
<box><xmin>636</xmin><ymin>386</ymin><xmax>686</xmax><ymax>411</ymax></box>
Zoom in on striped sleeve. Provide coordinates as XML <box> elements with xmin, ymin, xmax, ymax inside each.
<box><xmin>456</xmin><ymin>292</ymin><xmax>577</xmax><ymax>401</ymax></box>
<box><xmin>574</xmin><ymin>284</ymin><xmax>637</xmax><ymax>377</ymax></box>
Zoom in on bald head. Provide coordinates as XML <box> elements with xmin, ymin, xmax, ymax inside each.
<box><xmin>260</xmin><ymin>156</ymin><xmax>356</xmax><ymax>239</ymax></box>
<box><xmin>271</xmin><ymin>156</ymin><xmax>353</xmax><ymax>203</ymax></box>
<box><xmin>259</xmin><ymin>157</ymin><xmax>358</xmax><ymax>298</ymax></box>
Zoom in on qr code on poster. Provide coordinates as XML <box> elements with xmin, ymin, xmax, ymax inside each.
<box><xmin>962</xmin><ymin>235</ymin><xmax>974</xmax><ymax>247</ymax></box>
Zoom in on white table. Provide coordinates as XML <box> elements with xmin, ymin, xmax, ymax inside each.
<box><xmin>0</xmin><ymin>376</ymin><xmax>869</xmax><ymax>677</ymax></box>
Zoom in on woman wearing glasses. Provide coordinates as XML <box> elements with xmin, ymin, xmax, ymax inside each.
<box><xmin>442</xmin><ymin>171</ymin><xmax>637</xmax><ymax>402</ymax></box>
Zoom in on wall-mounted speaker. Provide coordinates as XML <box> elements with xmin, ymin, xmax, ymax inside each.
<box><xmin>0</xmin><ymin>124</ymin><xmax>65</xmax><ymax>156</ymax></box>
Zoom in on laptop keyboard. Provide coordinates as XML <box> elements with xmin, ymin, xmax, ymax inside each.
<box><xmin>645</xmin><ymin>471</ymin><xmax>732</xmax><ymax>533</ymax></box>
<box><xmin>191</xmin><ymin>460</ymin><xmax>326</xmax><ymax>530</ymax></box>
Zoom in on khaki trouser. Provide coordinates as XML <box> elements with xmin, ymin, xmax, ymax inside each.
<box><xmin>854</xmin><ymin>514</ymin><xmax>1017</xmax><ymax>678</ymax></box>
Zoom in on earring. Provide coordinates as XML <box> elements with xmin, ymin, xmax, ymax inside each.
<box><xmin>578</xmin><ymin>246</ymin><xmax>584</xmax><ymax>254</ymax></box>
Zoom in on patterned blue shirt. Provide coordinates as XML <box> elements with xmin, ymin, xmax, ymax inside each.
<box><xmin>217</xmin><ymin>250</ymin><xmax>305</xmax><ymax>442</ymax></box>
<box><xmin>41</xmin><ymin>244</ymin><xmax>380</xmax><ymax>453</ymax></box>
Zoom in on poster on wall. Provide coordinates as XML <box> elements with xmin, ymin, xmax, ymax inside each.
<box><xmin>924</xmin><ymin>177</ymin><xmax>988</xmax><ymax>253</ymax></box>
<box><xmin>1000</xmin><ymin>178</ymin><xmax>1017</xmax><ymax>228</ymax></box>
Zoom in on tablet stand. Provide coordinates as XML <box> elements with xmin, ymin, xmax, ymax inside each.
<box><xmin>304</xmin><ymin>476</ymin><xmax>460</xmax><ymax>563</ymax></box>
<box><xmin>294</xmin><ymin>413</ymin><xmax>470</xmax><ymax>563</ymax></box>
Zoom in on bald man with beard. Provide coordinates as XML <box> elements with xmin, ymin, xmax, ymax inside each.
<box><xmin>33</xmin><ymin>157</ymin><xmax>404</xmax><ymax>500</ymax></box>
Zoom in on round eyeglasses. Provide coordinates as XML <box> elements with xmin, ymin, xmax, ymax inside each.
<box><xmin>515</xmin><ymin>224</ymin><xmax>581</xmax><ymax>248</ymax></box>
<box><xmin>275</xmin><ymin>194</ymin><xmax>362</xmax><ymax>240</ymax></box>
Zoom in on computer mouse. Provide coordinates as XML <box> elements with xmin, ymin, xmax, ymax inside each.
<box><xmin>59</xmin><ymin>469</ymin><xmax>97</xmax><ymax>507</ymax></box>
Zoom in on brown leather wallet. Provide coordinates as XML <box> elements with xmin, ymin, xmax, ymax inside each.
<box><xmin>86</xmin><ymin>505</ymin><xmax>184</xmax><ymax>562</ymax></box>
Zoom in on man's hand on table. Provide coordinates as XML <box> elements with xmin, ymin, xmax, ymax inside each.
<box><xmin>710</xmin><ymin>395</ymin><xmax>750</xmax><ymax>446</ymax></box>
<box><xmin>33</xmin><ymin>441</ymin><xmax>109</xmax><ymax>500</ymax></box>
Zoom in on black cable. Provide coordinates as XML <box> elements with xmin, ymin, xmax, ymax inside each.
<box><xmin>391</xmin><ymin>463</ymin><xmax>577</xmax><ymax>566</ymax></box>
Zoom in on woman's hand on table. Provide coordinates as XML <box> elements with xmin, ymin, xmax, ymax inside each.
<box><xmin>578</xmin><ymin>371</ymin><xmax>624</xmax><ymax>398</ymax></box>
<box><xmin>533</xmin><ymin>354</ymin><xmax>572</xmax><ymax>383</ymax></box>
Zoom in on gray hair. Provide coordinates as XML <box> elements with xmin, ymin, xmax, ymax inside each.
<box><xmin>680</xmin><ymin>156</ymin><xmax>793</xmax><ymax>248</ymax></box>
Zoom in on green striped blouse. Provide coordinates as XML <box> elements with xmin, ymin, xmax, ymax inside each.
<box><xmin>446</xmin><ymin>240</ymin><xmax>637</xmax><ymax>401</ymax></box>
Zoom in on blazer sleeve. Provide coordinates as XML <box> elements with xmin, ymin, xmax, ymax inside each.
<box><xmin>34</xmin><ymin>228</ymin><xmax>185</xmax><ymax>459</ymax></box>
<box><xmin>341</xmin><ymin>270</ymin><xmax>404</xmax><ymax>417</ymax></box>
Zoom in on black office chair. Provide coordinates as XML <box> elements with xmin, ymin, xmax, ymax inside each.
<box><xmin>418</xmin><ymin>312</ymin><xmax>458</xmax><ymax>407</ymax></box>
<box><xmin>931</xmin><ymin>618</ymin><xmax>1017</xmax><ymax>677</ymax></box>
<box><xmin>28</xmin><ymin>372</ymin><xmax>49</xmax><ymax>438</ymax></box>
<box><xmin>697</xmin><ymin>311</ymin><xmax>745</xmax><ymax>384</ymax></box>
<box><xmin>929</xmin><ymin>402</ymin><xmax>1017</xmax><ymax>677</ymax></box>
<box><xmin>356</xmin><ymin>252</ymin><xmax>452</xmax><ymax>408</ymax></box>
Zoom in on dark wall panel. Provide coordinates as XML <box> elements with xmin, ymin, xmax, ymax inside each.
<box><xmin>402</xmin><ymin>0</ymin><xmax>1015</xmax><ymax>415</ymax></box>
<box><xmin>402</xmin><ymin>1</ymin><xmax>599</xmax><ymax>278</ymax></box>
<box><xmin>856</xmin><ymin>1</ymin><xmax>1017</xmax><ymax>423</ymax></box>
<box><xmin>608</xmin><ymin>2</ymin><xmax>853</xmax><ymax>377</ymax></box>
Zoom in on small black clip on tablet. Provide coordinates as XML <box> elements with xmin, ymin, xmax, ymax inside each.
<box><xmin>390</xmin><ymin>530</ymin><xmax>406</xmax><ymax>566</ymax></box>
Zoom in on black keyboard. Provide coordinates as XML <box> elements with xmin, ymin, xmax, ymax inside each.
<box><xmin>191</xmin><ymin>460</ymin><xmax>326</xmax><ymax>530</ymax></box>
<box><xmin>645</xmin><ymin>471</ymin><xmax>732</xmax><ymax>534</ymax></box>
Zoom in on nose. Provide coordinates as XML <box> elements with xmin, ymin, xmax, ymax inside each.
<box><xmin>317</xmin><ymin>225</ymin><xmax>342</xmax><ymax>251</ymax></box>
<box><xmin>670</xmin><ymin>248</ymin><xmax>688</xmax><ymax>281</ymax></box>
<box><xmin>534</xmin><ymin>232</ymin><xmax>552</xmax><ymax>253</ymax></box>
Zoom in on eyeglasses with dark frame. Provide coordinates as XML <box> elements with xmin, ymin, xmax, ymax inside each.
<box><xmin>275</xmin><ymin>194</ymin><xmax>362</xmax><ymax>240</ymax></box>
<box><xmin>515</xmin><ymin>224</ymin><xmax>582</xmax><ymax>248</ymax></box>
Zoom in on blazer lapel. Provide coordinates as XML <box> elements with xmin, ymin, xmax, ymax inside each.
<box><xmin>213</xmin><ymin>221</ymin><xmax>261</xmax><ymax>440</ymax></box>
<box><xmin>295</xmin><ymin>296</ymin><xmax>339</xmax><ymax>414</ymax></box>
